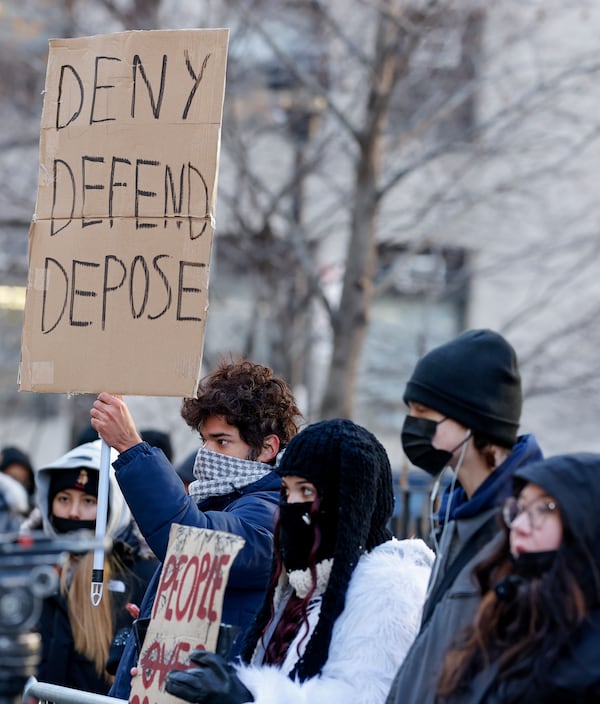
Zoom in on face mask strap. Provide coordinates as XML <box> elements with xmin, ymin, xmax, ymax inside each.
<box><xmin>441</xmin><ymin>428</ymin><xmax>472</xmax><ymax>525</ymax></box>
<box><xmin>427</xmin><ymin>428</ymin><xmax>472</xmax><ymax>568</ymax></box>
<box><xmin>429</xmin><ymin>472</ymin><xmax>445</xmax><ymax>553</ymax></box>
<box><xmin>449</xmin><ymin>428</ymin><xmax>472</xmax><ymax>458</ymax></box>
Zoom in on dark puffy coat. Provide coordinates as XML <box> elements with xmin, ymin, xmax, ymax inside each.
<box><xmin>38</xmin><ymin>590</ymin><xmax>104</xmax><ymax>692</ymax></box>
<box><xmin>109</xmin><ymin>442</ymin><xmax>280</xmax><ymax>700</ymax></box>
<box><xmin>441</xmin><ymin>607</ymin><xmax>600</xmax><ymax>704</ymax></box>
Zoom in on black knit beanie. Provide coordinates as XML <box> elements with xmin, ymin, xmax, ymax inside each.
<box><xmin>403</xmin><ymin>329</ymin><xmax>522</xmax><ymax>447</ymax></box>
<box><xmin>241</xmin><ymin>418</ymin><xmax>394</xmax><ymax>681</ymax></box>
<box><xmin>48</xmin><ymin>467</ymin><xmax>100</xmax><ymax>510</ymax></box>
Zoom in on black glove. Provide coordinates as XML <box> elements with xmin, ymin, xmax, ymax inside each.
<box><xmin>166</xmin><ymin>650</ymin><xmax>254</xmax><ymax>704</ymax></box>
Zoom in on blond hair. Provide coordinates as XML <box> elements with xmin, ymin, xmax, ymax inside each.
<box><xmin>60</xmin><ymin>551</ymin><xmax>125</xmax><ymax>683</ymax></box>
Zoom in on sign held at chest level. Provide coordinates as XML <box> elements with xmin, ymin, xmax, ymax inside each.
<box><xmin>130</xmin><ymin>525</ymin><xmax>245</xmax><ymax>704</ymax></box>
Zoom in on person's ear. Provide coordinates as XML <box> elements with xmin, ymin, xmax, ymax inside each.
<box><xmin>257</xmin><ymin>434</ymin><xmax>280</xmax><ymax>463</ymax></box>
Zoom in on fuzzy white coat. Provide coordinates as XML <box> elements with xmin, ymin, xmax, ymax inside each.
<box><xmin>236</xmin><ymin>537</ymin><xmax>434</xmax><ymax>704</ymax></box>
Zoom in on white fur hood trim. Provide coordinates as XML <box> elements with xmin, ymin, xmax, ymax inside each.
<box><xmin>236</xmin><ymin>537</ymin><xmax>434</xmax><ymax>704</ymax></box>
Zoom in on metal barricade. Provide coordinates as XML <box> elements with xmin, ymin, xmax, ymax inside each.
<box><xmin>22</xmin><ymin>678</ymin><xmax>127</xmax><ymax>704</ymax></box>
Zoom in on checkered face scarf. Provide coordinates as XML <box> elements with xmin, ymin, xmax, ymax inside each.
<box><xmin>188</xmin><ymin>447</ymin><xmax>273</xmax><ymax>503</ymax></box>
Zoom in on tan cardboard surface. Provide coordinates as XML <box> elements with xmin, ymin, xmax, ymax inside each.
<box><xmin>130</xmin><ymin>524</ymin><xmax>245</xmax><ymax>704</ymax></box>
<box><xmin>20</xmin><ymin>29</ymin><xmax>228</xmax><ymax>395</ymax></box>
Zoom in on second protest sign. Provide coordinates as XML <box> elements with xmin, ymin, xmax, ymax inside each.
<box><xmin>130</xmin><ymin>524</ymin><xmax>245</xmax><ymax>704</ymax></box>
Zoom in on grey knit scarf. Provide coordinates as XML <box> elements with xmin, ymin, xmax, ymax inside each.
<box><xmin>188</xmin><ymin>447</ymin><xmax>276</xmax><ymax>502</ymax></box>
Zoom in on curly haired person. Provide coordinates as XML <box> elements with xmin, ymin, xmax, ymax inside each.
<box><xmin>90</xmin><ymin>358</ymin><xmax>303</xmax><ymax>700</ymax></box>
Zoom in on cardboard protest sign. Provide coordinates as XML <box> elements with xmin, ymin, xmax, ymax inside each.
<box><xmin>130</xmin><ymin>524</ymin><xmax>245</xmax><ymax>704</ymax></box>
<box><xmin>19</xmin><ymin>29</ymin><xmax>229</xmax><ymax>396</ymax></box>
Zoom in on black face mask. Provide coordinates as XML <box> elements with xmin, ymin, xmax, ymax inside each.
<box><xmin>51</xmin><ymin>516</ymin><xmax>96</xmax><ymax>534</ymax></box>
<box><xmin>278</xmin><ymin>500</ymin><xmax>337</xmax><ymax>572</ymax></box>
<box><xmin>401</xmin><ymin>415</ymin><xmax>453</xmax><ymax>476</ymax></box>
<box><xmin>512</xmin><ymin>549</ymin><xmax>557</xmax><ymax>578</ymax></box>
<box><xmin>494</xmin><ymin>550</ymin><xmax>558</xmax><ymax>602</ymax></box>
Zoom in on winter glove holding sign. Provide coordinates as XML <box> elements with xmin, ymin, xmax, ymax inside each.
<box><xmin>166</xmin><ymin>650</ymin><xmax>254</xmax><ymax>704</ymax></box>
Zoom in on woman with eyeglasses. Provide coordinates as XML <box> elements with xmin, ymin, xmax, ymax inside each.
<box><xmin>435</xmin><ymin>453</ymin><xmax>600</xmax><ymax>703</ymax></box>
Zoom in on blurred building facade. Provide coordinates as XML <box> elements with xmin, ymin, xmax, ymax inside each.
<box><xmin>1</xmin><ymin>0</ymin><xmax>600</xmax><ymax>476</ymax></box>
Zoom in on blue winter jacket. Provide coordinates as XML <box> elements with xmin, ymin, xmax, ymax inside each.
<box><xmin>109</xmin><ymin>442</ymin><xmax>280</xmax><ymax>700</ymax></box>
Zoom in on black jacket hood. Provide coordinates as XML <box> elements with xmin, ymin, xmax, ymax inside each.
<box><xmin>514</xmin><ymin>452</ymin><xmax>600</xmax><ymax>566</ymax></box>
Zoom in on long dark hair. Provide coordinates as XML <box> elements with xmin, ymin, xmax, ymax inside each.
<box><xmin>436</xmin><ymin>517</ymin><xmax>598</xmax><ymax>700</ymax></box>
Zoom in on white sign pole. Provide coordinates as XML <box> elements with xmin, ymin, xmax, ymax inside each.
<box><xmin>91</xmin><ymin>438</ymin><xmax>111</xmax><ymax>605</ymax></box>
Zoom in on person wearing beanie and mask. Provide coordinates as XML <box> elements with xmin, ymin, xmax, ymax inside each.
<box><xmin>165</xmin><ymin>418</ymin><xmax>434</xmax><ymax>704</ymax></box>
<box><xmin>385</xmin><ymin>328</ymin><xmax>543</xmax><ymax>704</ymax></box>
<box><xmin>436</xmin><ymin>453</ymin><xmax>600</xmax><ymax>703</ymax></box>
<box><xmin>34</xmin><ymin>440</ymin><xmax>158</xmax><ymax>694</ymax></box>
<box><xmin>90</xmin><ymin>359</ymin><xmax>303</xmax><ymax>700</ymax></box>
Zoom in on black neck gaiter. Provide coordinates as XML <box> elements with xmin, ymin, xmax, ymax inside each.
<box><xmin>278</xmin><ymin>500</ymin><xmax>337</xmax><ymax>572</ymax></box>
<box><xmin>51</xmin><ymin>516</ymin><xmax>96</xmax><ymax>534</ymax></box>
